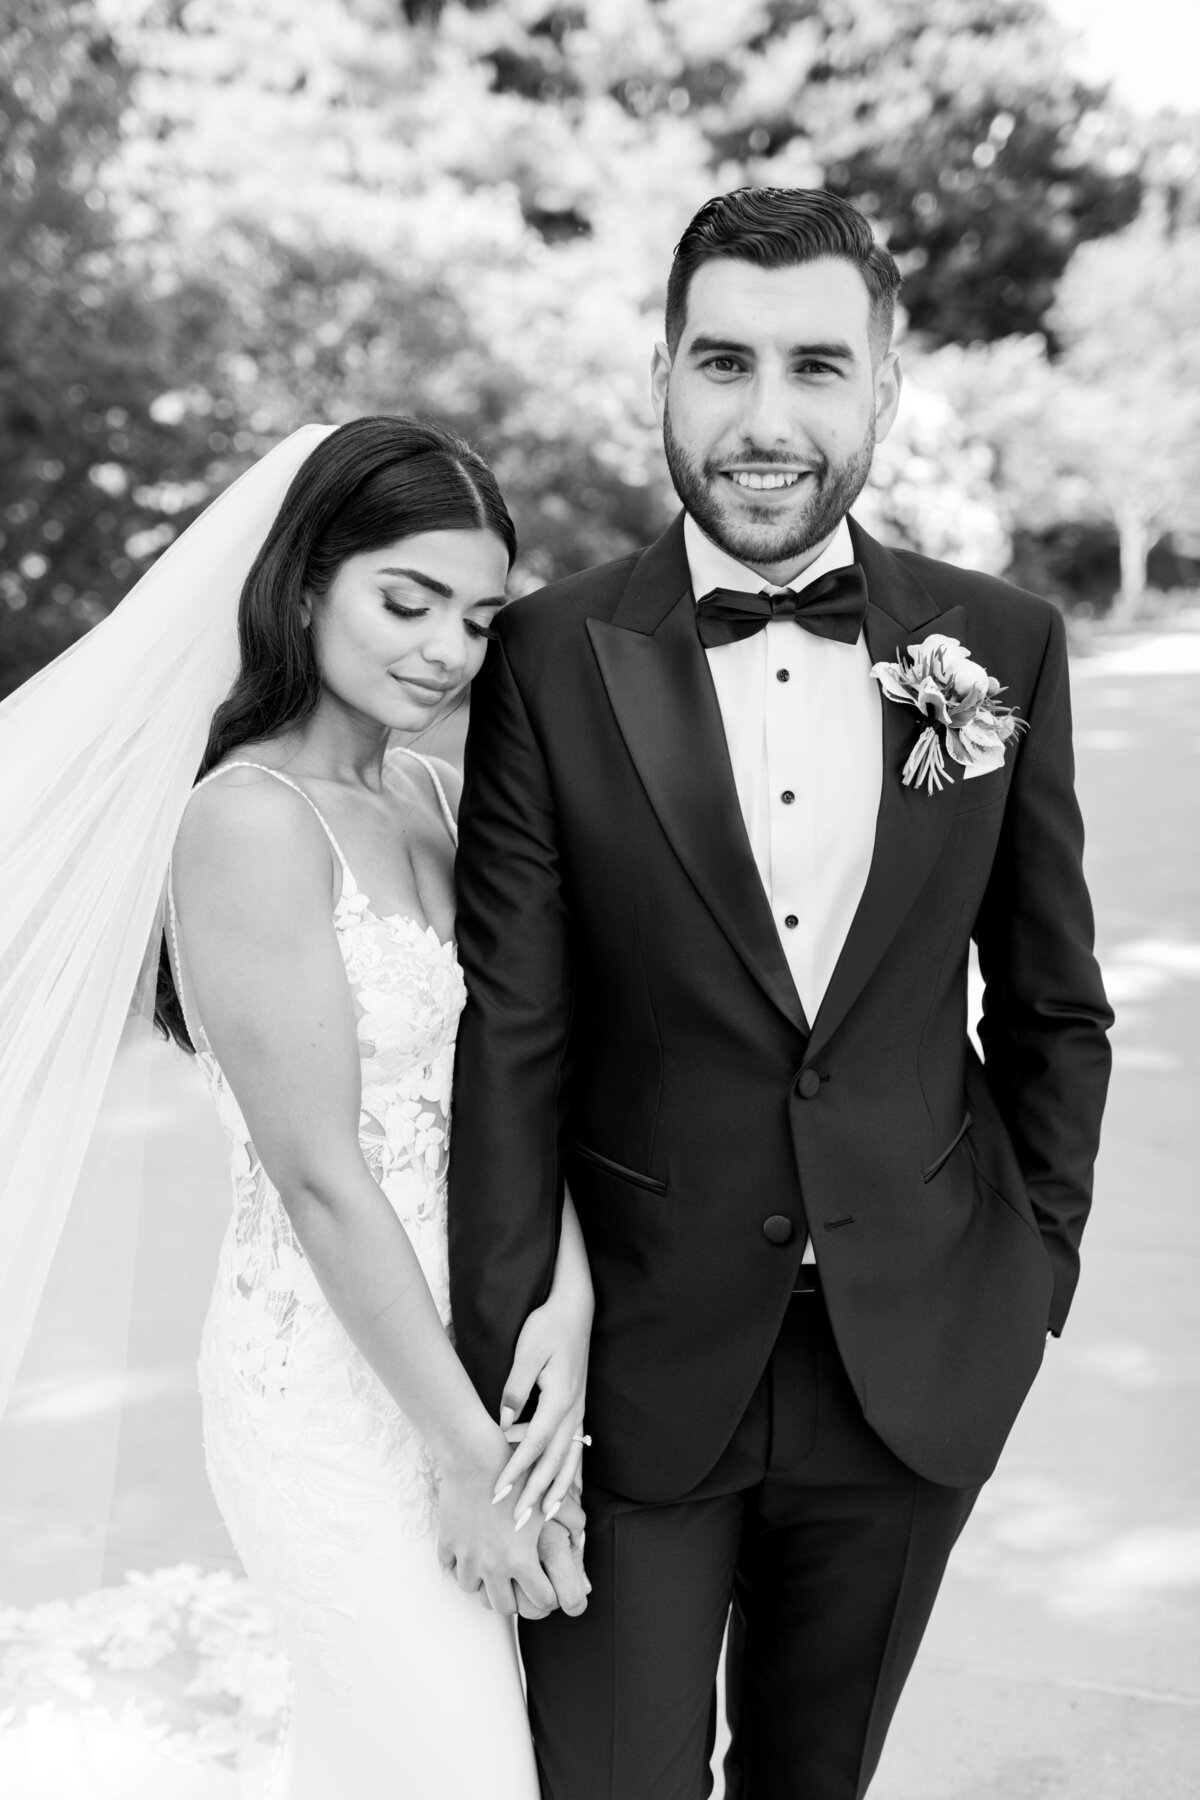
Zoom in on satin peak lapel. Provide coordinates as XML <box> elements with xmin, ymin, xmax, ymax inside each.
<box><xmin>587</xmin><ymin>520</ymin><xmax>809</xmax><ymax>1036</ymax></box>
<box><xmin>806</xmin><ymin>526</ymin><xmax>966</xmax><ymax>1058</ymax></box>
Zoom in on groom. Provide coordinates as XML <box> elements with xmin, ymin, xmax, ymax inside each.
<box><xmin>448</xmin><ymin>187</ymin><xmax>1112</xmax><ymax>1798</ymax></box>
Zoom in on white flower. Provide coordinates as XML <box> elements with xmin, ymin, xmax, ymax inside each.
<box><xmin>870</xmin><ymin>635</ymin><xmax>1025</xmax><ymax>795</ymax></box>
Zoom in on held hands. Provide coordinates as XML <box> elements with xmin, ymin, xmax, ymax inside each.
<box><xmin>436</xmin><ymin>1432</ymin><xmax>589</xmax><ymax>1621</ymax></box>
<box><xmin>491</xmin><ymin>1286</ymin><xmax>592</xmax><ymax>1530</ymax></box>
<box><xmin>437</xmin><ymin>1283</ymin><xmax>592</xmax><ymax>1620</ymax></box>
<box><xmin>436</xmin><ymin>1428</ymin><xmax>560</xmax><ymax>1619</ymax></box>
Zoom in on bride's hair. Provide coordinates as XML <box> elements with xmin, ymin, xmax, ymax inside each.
<box><xmin>155</xmin><ymin>414</ymin><xmax>517</xmax><ymax>1049</ymax></box>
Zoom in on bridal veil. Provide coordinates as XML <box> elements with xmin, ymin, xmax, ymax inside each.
<box><xmin>0</xmin><ymin>425</ymin><xmax>333</xmax><ymax>1589</ymax></box>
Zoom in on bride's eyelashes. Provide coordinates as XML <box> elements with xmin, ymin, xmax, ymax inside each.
<box><xmin>382</xmin><ymin>597</ymin><xmax>497</xmax><ymax>642</ymax></box>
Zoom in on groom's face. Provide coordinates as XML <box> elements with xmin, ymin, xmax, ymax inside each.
<box><xmin>651</xmin><ymin>256</ymin><xmax>901</xmax><ymax>580</ymax></box>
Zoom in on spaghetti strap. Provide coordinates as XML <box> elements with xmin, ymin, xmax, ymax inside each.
<box><xmin>195</xmin><ymin>760</ymin><xmax>356</xmax><ymax>885</ymax></box>
<box><xmin>168</xmin><ymin>761</ymin><xmax>356</xmax><ymax>1049</ymax></box>
<box><xmin>391</xmin><ymin>748</ymin><xmax>458</xmax><ymax>847</ymax></box>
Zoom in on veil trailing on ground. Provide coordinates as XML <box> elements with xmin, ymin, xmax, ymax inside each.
<box><xmin>0</xmin><ymin>424</ymin><xmax>334</xmax><ymax>1449</ymax></box>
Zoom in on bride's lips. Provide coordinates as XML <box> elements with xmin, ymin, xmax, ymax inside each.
<box><xmin>390</xmin><ymin>674</ymin><xmax>454</xmax><ymax>706</ymax></box>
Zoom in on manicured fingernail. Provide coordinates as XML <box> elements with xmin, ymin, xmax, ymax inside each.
<box><xmin>491</xmin><ymin>1484</ymin><xmax>513</xmax><ymax>1505</ymax></box>
<box><xmin>499</xmin><ymin>1406</ymin><xmax>516</xmax><ymax>1430</ymax></box>
<box><xmin>543</xmin><ymin>1499</ymin><xmax>561</xmax><ymax>1521</ymax></box>
<box><xmin>515</xmin><ymin>1507</ymin><xmax>533</xmax><ymax>1531</ymax></box>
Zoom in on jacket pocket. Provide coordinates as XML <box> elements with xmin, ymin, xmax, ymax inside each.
<box><xmin>570</xmin><ymin>1142</ymin><xmax>667</xmax><ymax>1195</ymax></box>
<box><xmin>923</xmin><ymin>1111</ymin><xmax>973</xmax><ymax>1184</ymax></box>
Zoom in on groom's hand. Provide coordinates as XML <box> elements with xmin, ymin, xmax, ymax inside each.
<box><xmin>524</xmin><ymin>1491</ymin><xmax>589</xmax><ymax>1621</ymax></box>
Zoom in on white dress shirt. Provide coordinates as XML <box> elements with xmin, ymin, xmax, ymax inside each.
<box><xmin>685</xmin><ymin>513</ymin><xmax>882</xmax><ymax>1026</ymax></box>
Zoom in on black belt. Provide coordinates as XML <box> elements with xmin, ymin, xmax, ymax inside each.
<box><xmin>792</xmin><ymin>1265</ymin><xmax>821</xmax><ymax>1294</ymax></box>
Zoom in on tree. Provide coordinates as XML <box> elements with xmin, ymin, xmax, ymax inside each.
<box><xmin>801</xmin><ymin>0</ymin><xmax>1143</xmax><ymax>345</ymax></box>
<box><xmin>96</xmin><ymin>0</ymin><xmax>686</xmax><ymax>579</ymax></box>
<box><xmin>1047</xmin><ymin>210</ymin><xmax>1200</xmax><ymax>615</ymax></box>
<box><xmin>95</xmin><ymin>0</ymin><xmax>1147</xmax><ymax>539</ymax></box>
<box><xmin>423</xmin><ymin>0</ymin><xmax>1142</xmax><ymax>343</ymax></box>
<box><xmin>0</xmin><ymin>0</ymin><xmax>240</xmax><ymax>693</ymax></box>
<box><xmin>0</xmin><ymin>0</ymin><xmax>1163</xmax><ymax>690</ymax></box>
<box><xmin>904</xmin><ymin>215</ymin><xmax>1200</xmax><ymax>619</ymax></box>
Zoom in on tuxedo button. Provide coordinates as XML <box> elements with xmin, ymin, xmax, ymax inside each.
<box><xmin>796</xmin><ymin>1068</ymin><xmax>821</xmax><ymax>1099</ymax></box>
<box><xmin>776</xmin><ymin>669</ymin><xmax>790</xmax><ymax>683</ymax></box>
<box><xmin>762</xmin><ymin>1214</ymin><xmax>794</xmax><ymax>1246</ymax></box>
<box><xmin>780</xmin><ymin>790</ymin><xmax>795</xmax><ymax>805</ymax></box>
<box><xmin>784</xmin><ymin>914</ymin><xmax>799</xmax><ymax>929</ymax></box>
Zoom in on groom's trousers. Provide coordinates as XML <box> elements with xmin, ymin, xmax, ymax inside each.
<box><xmin>518</xmin><ymin>1278</ymin><xmax>979</xmax><ymax>1800</ymax></box>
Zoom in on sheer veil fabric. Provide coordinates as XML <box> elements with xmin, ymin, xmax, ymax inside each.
<box><xmin>0</xmin><ymin>424</ymin><xmax>334</xmax><ymax>1491</ymax></box>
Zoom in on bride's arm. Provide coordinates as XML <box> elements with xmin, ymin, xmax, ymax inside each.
<box><xmin>491</xmin><ymin>1186</ymin><xmax>594</xmax><ymax>1526</ymax></box>
<box><xmin>172</xmin><ymin>775</ymin><xmax>561</xmax><ymax>1620</ymax></box>
<box><xmin>410</xmin><ymin>750</ymin><xmax>593</xmax><ymax>1538</ymax></box>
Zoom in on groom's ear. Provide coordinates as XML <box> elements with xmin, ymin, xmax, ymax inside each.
<box><xmin>872</xmin><ymin>349</ymin><xmax>903</xmax><ymax>447</ymax></box>
<box><xmin>650</xmin><ymin>341</ymin><xmax>672</xmax><ymax>428</ymax></box>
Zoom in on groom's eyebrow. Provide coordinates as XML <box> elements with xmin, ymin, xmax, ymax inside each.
<box><xmin>790</xmin><ymin>339</ymin><xmax>856</xmax><ymax>361</ymax></box>
<box><xmin>686</xmin><ymin>335</ymin><xmax>753</xmax><ymax>358</ymax></box>
<box><xmin>687</xmin><ymin>334</ymin><xmax>857</xmax><ymax>362</ymax></box>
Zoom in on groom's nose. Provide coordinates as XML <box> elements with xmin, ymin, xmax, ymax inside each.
<box><xmin>738</xmin><ymin>367</ymin><xmax>800</xmax><ymax>450</ymax></box>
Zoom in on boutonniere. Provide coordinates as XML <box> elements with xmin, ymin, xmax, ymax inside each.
<box><xmin>870</xmin><ymin>634</ymin><xmax>1026</xmax><ymax>796</ymax></box>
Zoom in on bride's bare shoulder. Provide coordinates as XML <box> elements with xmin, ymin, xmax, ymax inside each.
<box><xmin>174</xmin><ymin>757</ymin><xmax>334</xmax><ymax>899</ymax></box>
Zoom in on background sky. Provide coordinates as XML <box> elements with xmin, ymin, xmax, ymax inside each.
<box><xmin>1048</xmin><ymin>0</ymin><xmax>1200</xmax><ymax>113</ymax></box>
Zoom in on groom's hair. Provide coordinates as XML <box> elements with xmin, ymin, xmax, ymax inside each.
<box><xmin>665</xmin><ymin>187</ymin><xmax>902</xmax><ymax>359</ymax></box>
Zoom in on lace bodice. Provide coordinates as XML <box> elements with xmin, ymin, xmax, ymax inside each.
<box><xmin>167</xmin><ymin>751</ymin><xmax>465</xmax><ymax>1693</ymax></box>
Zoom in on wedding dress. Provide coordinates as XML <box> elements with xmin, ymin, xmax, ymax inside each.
<box><xmin>166</xmin><ymin>749</ymin><xmax>540</xmax><ymax>1800</ymax></box>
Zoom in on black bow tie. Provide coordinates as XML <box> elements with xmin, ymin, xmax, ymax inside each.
<box><xmin>694</xmin><ymin>563</ymin><xmax>868</xmax><ymax>649</ymax></box>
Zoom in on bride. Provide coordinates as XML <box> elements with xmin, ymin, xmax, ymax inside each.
<box><xmin>0</xmin><ymin>417</ymin><xmax>593</xmax><ymax>1798</ymax></box>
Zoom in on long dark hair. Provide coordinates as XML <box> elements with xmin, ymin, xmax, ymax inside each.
<box><xmin>156</xmin><ymin>415</ymin><xmax>516</xmax><ymax>1050</ymax></box>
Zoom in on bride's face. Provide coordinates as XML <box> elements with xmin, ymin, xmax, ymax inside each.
<box><xmin>308</xmin><ymin>527</ymin><xmax>510</xmax><ymax>732</ymax></box>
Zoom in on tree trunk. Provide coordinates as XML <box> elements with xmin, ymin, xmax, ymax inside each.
<box><xmin>1110</xmin><ymin>507</ymin><xmax>1151</xmax><ymax>626</ymax></box>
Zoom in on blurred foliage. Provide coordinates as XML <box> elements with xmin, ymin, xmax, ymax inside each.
<box><xmin>0</xmin><ymin>1</ymin><xmax>227</xmax><ymax>675</ymax></box>
<box><xmin>0</xmin><ymin>0</ymin><xmax>1195</xmax><ymax>694</ymax></box>
<box><xmin>1047</xmin><ymin>208</ymin><xmax>1200</xmax><ymax>613</ymax></box>
<box><xmin>906</xmin><ymin>211</ymin><xmax>1200</xmax><ymax>616</ymax></box>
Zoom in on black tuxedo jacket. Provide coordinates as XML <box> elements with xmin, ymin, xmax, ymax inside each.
<box><xmin>448</xmin><ymin>515</ymin><xmax>1112</xmax><ymax>1496</ymax></box>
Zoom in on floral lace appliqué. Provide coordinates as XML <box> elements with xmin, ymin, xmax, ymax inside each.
<box><xmin>195</xmin><ymin>891</ymin><xmax>465</xmax><ymax>1698</ymax></box>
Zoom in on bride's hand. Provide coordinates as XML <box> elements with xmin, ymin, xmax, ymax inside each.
<box><xmin>437</xmin><ymin>1429</ymin><xmax>559</xmax><ymax>1620</ymax></box>
<box><xmin>493</xmin><ymin>1289</ymin><xmax>591</xmax><ymax>1529</ymax></box>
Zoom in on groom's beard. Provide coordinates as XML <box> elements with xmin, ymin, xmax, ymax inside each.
<box><xmin>662</xmin><ymin>403</ymin><xmax>876</xmax><ymax>570</ymax></box>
